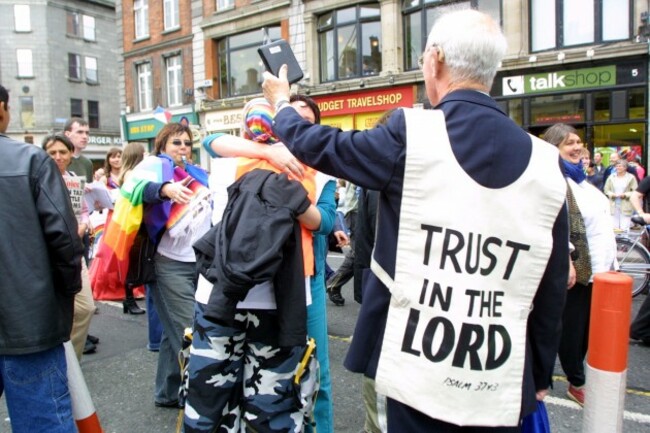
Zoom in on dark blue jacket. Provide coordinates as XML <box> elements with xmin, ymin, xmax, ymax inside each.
<box><xmin>272</xmin><ymin>90</ymin><xmax>569</xmax><ymax>426</ymax></box>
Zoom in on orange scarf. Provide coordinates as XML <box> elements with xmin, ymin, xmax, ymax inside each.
<box><xmin>235</xmin><ymin>158</ymin><xmax>316</xmax><ymax>276</ymax></box>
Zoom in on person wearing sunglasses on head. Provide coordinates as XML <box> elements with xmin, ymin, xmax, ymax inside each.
<box><xmin>40</xmin><ymin>133</ymin><xmax>98</xmax><ymax>360</ymax></box>
<box><xmin>99</xmin><ymin>122</ymin><xmax>212</xmax><ymax>408</ymax></box>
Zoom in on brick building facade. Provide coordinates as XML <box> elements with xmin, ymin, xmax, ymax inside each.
<box><xmin>117</xmin><ymin>0</ymin><xmax>650</xmax><ymax>168</ymax></box>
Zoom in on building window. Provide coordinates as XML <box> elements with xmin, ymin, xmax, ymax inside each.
<box><xmin>531</xmin><ymin>0</ymin><xmax>630</xmax><ymax>52</ymax></box>
<box><xmin>88</xmin><ymin>101</ymin><xmax>100</xmax><ymax>128</ymax></box>
<box><xmin>137</xmin><ymin>62</ymin><xmax>153</xmax><ymax>111</ymax></box>
<box><xmin>318</xmin><ymin>4</ymin><xmax>382</xmax><ymax>82</ymax></box>
<box><xmin>164</xmin><ymin>0</ymin><xmax>180</xmax><ymax>30</ymax></box>
<box><xmin>69</xmin><ymin>54</ymin><xmax>81</xmax><ymax>80</ymax></box>
<box><xmin>71</xmin><ymin>98</ymin><xmax>83</xmax><ymax>118</ymax></box>
<box><xmin>16</xmin><ymin>49</ymin><xmax>33</xmax><ymax>77</ymax></box>
<box><xmin>402</xmin><ymin>0</ymin><xmax>501</xmax><ymax>71</ymax></box>
<box><xmin>218</xmin><ymin>26</ymin><xmax>281</xmax><ymax>97</ymax></box>
<box><xmin>14</xmin><ymin>5</ymin><xmax>31</xmax><ymax>32</ymax></box>
<box><xmin>85</xmin><ymin>57</ymin><xmax>98</xmax><ymax>83</ymax></box>
<box><xmin>166</xmin><ymin>55</ymin><xmax>183</xmax><ymax>107</ymax></box>
<box><xmin>66</xmin><ymin>12</ymin><xmax>95</xmax><ymax>40</ymax></box>
<box><xmin>83</xmin><ymin>15</ymin><xmax>96</xmax><ymax>41</ymax></box>
<box><xmin>216</xmin><ymin>0</ymin><xmax>234</xmax><ymax>11</ymax></box>
<box><xmin>20</xmin><ymin>96</ymin><xmax>34</xmax><ymax>129</ymax></box>
<box><xmin>67</xmin><ymin>12</ymin><xmax>80</xmax><ymax>36</ymax></box>
<box><xmin>134</xmin><ymin>0</ymin><xmax>149</xmax><ymax>39</ymax></box>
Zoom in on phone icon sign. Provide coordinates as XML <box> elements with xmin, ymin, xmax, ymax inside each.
<box><xmin>502</xmin><ymin>76</ymin><xmax>524</xmax><ymax>96</ymax></box>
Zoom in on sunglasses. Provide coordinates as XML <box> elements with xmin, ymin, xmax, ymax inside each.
<box><xmin>171</xmin><ymin>139</ymin><xmax>193</xmax><ymax>147</ymax></box>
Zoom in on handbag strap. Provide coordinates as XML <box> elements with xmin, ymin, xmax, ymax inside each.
<box><xmin>566</xmin><ymin>182</ymin><xmax>592</xmax><ymax>285</ymax></box>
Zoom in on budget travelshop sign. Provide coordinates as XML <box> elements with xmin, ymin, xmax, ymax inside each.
<box><xmin>502</xmin><ymin>65</ymin><xmax>616</xmax><ymax>96</ymax></box>
<box><xmin>313</xmin><ymin>85</ymin><xmax>415</xmax><ymax>116</ymax></box>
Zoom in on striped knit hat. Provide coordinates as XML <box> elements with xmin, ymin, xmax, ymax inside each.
<box><xmin>242</xmin><ymin>97</ymin><xmax>278</xmax><ymax>144</ymax></box>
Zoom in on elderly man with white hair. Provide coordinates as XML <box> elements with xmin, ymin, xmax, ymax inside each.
<box><xmin>263</xmin><ymin>9</ymin><xmax>569</xmax><ymax>432</ymax></box>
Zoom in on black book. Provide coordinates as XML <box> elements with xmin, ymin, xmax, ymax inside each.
<box><xmin>257</xmin><ymin>39</ymin><xmax>304</xmax><ymax>84</ymax></box>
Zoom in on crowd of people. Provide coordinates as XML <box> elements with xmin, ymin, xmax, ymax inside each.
<box><xmin>1</xmin><ymin>7</ymin><xmax>650</xmax><ymax>433</ymax></box>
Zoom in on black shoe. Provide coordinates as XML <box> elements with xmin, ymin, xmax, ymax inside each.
<box><xmin>123</xmin><ymin>298</ymin><xmax>145</xmax><ymax>315</ymax></box>
<box><xmin>632</xmin><ymin>215</ymin><xmax>646</xmax><ymax>226</ymax></box>
<box><xmin>83</xmin><ymin>339</ymin><xmax>97</xmax><ymax>355</ymax></box>
<box><xmin>87</xmin><ymin>334</ymin><xmax>100</xmax><ymax>345</ymax></box>
<box><xmin>155</xmin><ymin>400</ymin><xmax>180</xmax><ymax>408</ymax></box>
<box><xmin>328</xmin><ymin>290</ymin><xmax>345</xmax><ymax>306</ymax></box>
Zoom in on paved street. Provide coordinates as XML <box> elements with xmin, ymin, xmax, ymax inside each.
<box><xmin>1</xmin><ymin>253</ymin><xmax>650</xmax><ymax>432</ymax></box>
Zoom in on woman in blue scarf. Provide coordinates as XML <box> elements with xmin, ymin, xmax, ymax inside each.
<box><xmin>543</xmin><ymin>124</ymin><xmax>616</xmax><ymax>407</ymax></box>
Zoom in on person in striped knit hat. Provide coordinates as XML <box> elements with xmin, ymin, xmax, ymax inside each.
<box><xmin>241</xmin><ymin>97</ymin><xmax>280</xmax><ymax>144</ymax></box>
<box><xmin>185</xmin><ymin>96</ymin><xmax>337</xmax><ymax>433</ymax></box>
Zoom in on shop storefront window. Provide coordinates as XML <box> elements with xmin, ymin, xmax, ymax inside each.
<box><xmin>593</xmin><ymin>123</ymin><xmax>645</xmax><ymax>158</ymax></box>
<box><xmin>594</xmin><ymin>92</ymin><xmax>610</xmax><ymax>122</ymax></box>
<box><xmin>531</xmin><ymin>94</ymin><xmax>585</xmax><ymax>125</ymax></box>
<box><xmin>218</xmin><ymin>26</ymin><xmax>281</xmax><ymax>97</ymax></box>
<box><xmin>507</xmin><ymin>99</ymin><xmax>522</xmax><ymax>125</ymax></box>
<box><xmin>629</xmin><ymin>88</ymin><xmax>645</xmax><ymax>120</ymax></box>
<box><xmin>322</xmin><ymin>115</ymin><xmax>354</xmax><ymax>130</ymax></box>
<box><xmin>402</xmin><ymin>0</ymin><xmax>501</xmax><ymax>71</ymax></box>
<box><xmin>318</xmin><ymin>4</ymin><xmax>382</xmax><ymax>82</ymax></box>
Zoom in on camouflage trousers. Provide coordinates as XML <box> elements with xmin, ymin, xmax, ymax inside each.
<box><xmin>183</xmin><ymin>302</ymin><xmax>318</xmax><ymax>433</ymax></box>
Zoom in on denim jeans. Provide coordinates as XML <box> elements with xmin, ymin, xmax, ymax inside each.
<box><xmin>0</xmin><ymin>344</ymin><xmax>76</xmax><ymax>433</ymax></box>
<box><xmin>306</xmin><ymin>274</ymin><xmax>333</xmax><ymax>433</ymax></box>
<box><xmin>152</xmin><ymin>254</ymin><xmax>196</xmax><ymax>405</ymax></box>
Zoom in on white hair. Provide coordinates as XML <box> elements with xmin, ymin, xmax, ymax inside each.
<box><xmin>426</xmin><ymin>9</ymin><xmax>507</xmax><ymax>89</ymax></box>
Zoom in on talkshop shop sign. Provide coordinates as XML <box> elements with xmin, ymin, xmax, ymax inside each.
<box><xmin>502</xmin><ymin>65</ymin><xmax>616</xmax><ymax>96</ymax></box>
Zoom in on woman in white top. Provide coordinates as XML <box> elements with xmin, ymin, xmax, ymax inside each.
<box><xmin>604</xmin><ymin>158</ymin><xmax>638</xmax><ymax>231</ymax></box>
<box><xmin>543</xmin><ymin>123</ymin><xmax>617</xmax><ymax>407</ymax></box>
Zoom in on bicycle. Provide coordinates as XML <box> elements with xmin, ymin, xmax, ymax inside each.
<box><xmin>615</xmin><ymin>216</ymin><xmax>650</xmax><ymax>297</ymax></box>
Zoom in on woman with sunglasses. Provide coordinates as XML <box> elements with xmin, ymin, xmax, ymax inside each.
<box><xmin>102</xmin><ymin>122</ymin><xmax>211</xmax><ymax>408</ymax></box>
<box><xmin>148</xmin><ymin>123</ymin><xmax>211</xmax><ymax>408</ymax></box>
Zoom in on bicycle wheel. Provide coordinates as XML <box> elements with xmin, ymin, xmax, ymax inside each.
<box><xmin>616</xmin><ymin>237</ymin><xmax>650</xmax><ymax>297</ymax></box>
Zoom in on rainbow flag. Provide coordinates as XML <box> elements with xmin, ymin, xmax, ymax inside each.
<box><xmin>166</xmin><ymin>177</ymin><xmax>211</xmax><ymax>235</ymax></box>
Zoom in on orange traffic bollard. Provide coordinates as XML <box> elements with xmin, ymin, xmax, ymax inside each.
<box><xmin>582</xmin><ymin>271</ymin><xmax>632</xmax><ymax>433</ymax></box>
<box><xmin>64</xmin><ymin>341</ymin><xmax>105</xmax><ymax>433</ymax></box>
